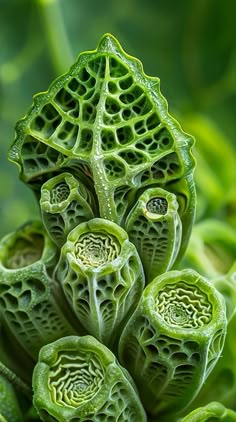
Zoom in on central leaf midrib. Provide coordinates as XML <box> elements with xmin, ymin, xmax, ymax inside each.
<box><xmin>89</xmin><ymin>55</ymin><xmax>117</xmax><ymax>221</ymax></box>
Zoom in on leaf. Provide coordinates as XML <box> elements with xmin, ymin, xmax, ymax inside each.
<box><xmin>9</xmin><ymin>34</ymin><xmax>195</xmax><ymax>259</ymax></box>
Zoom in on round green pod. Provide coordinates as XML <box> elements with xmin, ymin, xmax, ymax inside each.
<box><xmin>55</xmin><ymin>218</ymin><xmax>144</xmax><ymax>350</ymax></box>
<box><xmin>125</xmin><ymin>187</ymin><xmax>182</xmax><ymax>281</ymax></box>
<box><xmin>0</xmin><ymin>221</ymin><xmax>77</xmax><ymax>360</ymax></box>
<box><xmin>119</xmin><ymin>269</ymin><xmax>227</xmax><ymax>418</ymax></box>
<box><xmin>40</xmin><ymin>172</ymin><xmax>95</xmax><ymax>247</ymax></box>
<box><xmin>33</xmin><ymin>335</ymin><xmax>146</xmax><ymax>421</ymax></box>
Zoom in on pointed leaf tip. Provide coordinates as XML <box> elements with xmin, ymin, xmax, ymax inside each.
<box><xmin>97</xmin><ymin>33</ymin><xmax>122</xmax><ymax>54</ymax></box>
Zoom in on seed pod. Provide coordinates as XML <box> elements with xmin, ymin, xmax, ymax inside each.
<box><xmin>125</xmin><ymin>187</ymin><xmax>182</xmax><ymax>281</ymax></box>
<box><xmin>119</xmin><ymin>269</ymin><xmax>227</xmax><ymax>417</ymax></box>
<box><xmin>0</xmin><ymin>221</ymin><xmax>76</xmax><ymax>360</ymax></box>
<box><xmin>40</xmin><ymin>172</ymin><xmax>95</xmax><ymax>246</ymax></box>
<box><xmin>55</xmin><ymin>218</ymin><xmax>144</xmax><ymax>349</ymax></box>
<box><xmin>33</xmin><ymin>335</ymin><xmax>146</xmax><ymax>422</ymax></box>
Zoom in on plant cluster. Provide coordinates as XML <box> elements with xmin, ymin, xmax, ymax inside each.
<box><xmin>0</xmin><ymin>34</ymin><xmax>235</xmax><ymax>422</ymax></box>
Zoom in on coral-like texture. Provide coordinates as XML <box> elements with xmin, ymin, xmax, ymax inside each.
<box><xmin>56</xmin><ymin>218</ymin><xmax>144</xmax><ymax>349</ymax></box>
<box><xmin>33</xmin><ymin>335</ymin><xmax>146</xmax><ymax>421</ymax></box>
<box><xmin>119</xmin><ymin>269</ymin><xmax>227</xmax><ymax>417</ymax></box>
<box><xmin>0</xmin><ymin>222</ymin><xmax>76</xmax><ymax>360</ymax></box>
<box><xmin>9</xmin><ymin>33</ymin><xmax>195</xmax><ymax>262</ymax></box>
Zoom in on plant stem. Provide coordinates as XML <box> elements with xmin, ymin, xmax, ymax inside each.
<box><xmin>37</xmin><ymin>0</ymin><xmax>74</xmax><ymax>75</ymax></box>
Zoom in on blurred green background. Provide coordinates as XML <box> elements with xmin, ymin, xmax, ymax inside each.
<box><xmin>1</xmin><ymin>0</ymin><xmax>236</xmax><ymax>241</ymax></box>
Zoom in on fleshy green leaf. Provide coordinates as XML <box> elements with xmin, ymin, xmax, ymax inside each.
<box><xmin>33</xmin><ymin>335</ymin><xmax>146</xmax><ymax>421</ymax></box>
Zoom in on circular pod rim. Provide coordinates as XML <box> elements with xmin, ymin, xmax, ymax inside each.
<box><xmin>0</xmin><ymin>220</ymin><xmax>57</xmax><ymax>271</ymax></box>
<box><xmin>33</xmin><ymin>335</ymin><xmax>145</xmax><ymax>421</ymax></box>
<box><xmin>62</xmin><ymin>217</ymin><xmax>137</xmax><ymax>275</ymax></box>
<box><xmin>143</xmin><ymin>269</ymin><xmax>227</xmax><ymax>339</ymax></box>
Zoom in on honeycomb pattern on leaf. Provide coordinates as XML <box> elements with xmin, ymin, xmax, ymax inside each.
<box><xmin>11</xmin><ymin>34</ymin><xmax>195</xmax><ymax>230</ymax></box>
<box><xmin>20</xmin><ymin>135</ymin><xmax>67</xmax><ymax>186</ymax></box>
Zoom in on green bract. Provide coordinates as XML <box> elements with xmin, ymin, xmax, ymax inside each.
<box><xmin>9</xmin><ymin>33</ymin><xmax>195</xmax><ymax>263</ymax></box>
<box><xmin>33</xmin><ymin>335</ymin><xmax>146</xmax><ymax>421</ymax></box>
<box><xmin>55</xmin><ymin>218</ymin><xmax>144</xmax><ymax>349</ymax></box>
<box><xmin>0</xmin><ymin>221</ymin><xmax>76</xmax><ymax>360</ymax></box>
<box><xmin>119</xmin><ymin>269</ymin><xmax>227</xmax><ymax>417</ymax></box>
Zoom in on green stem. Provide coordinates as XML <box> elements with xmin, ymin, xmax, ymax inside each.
<box><xmin>0</xmin><ymin>362</ymin><xmax>31</xmax><ymax>399</ymax></box>
<box><xmin>37</xmin><ymin>0</ymin><xmax>74</xmax><ymax>74</ymax></box>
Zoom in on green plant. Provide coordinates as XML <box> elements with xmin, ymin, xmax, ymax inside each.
<box><xmin>0</xmin><ymin>33</ymin><xmax>234</xmax><ymax>421</ymax></box>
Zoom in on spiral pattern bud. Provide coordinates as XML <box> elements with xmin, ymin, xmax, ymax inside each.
<box><xmin>50</xmin><ymin>182</ymin><xmax>70</xmax><ymax>204</ymax></box>
<box><xmin>33</xmin><ymin>336</ymin><xmax>146</xmax><ymax>421</ymax></box>
<box><xmin>156</xmin><ymin>282</ymin><xmax>212</xmax><ymax>328</ymax></box>
<box><xmin>48</xmin><ymin>350</ymin><xmax>104</xmax><ymax>407</ymax></box>
<box><xmin>75</xmin><ymin>232</ymin><xmax>120</xmax><ymax>268</ymax></box>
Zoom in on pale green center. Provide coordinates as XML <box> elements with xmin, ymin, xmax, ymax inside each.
<box><xmin>75</xmin><ymin>232</ymin><xmax>120</xmax><ymax>268</ymax></box>
<box><xmin>155</xmin><ymin>282</ymin><xmax>212</xmax><ymax>328</ymax></box>
<box><xmin>48</xmin><ymin>351</ymin><xmax>104</xmax><ymax>408</ymax></box>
